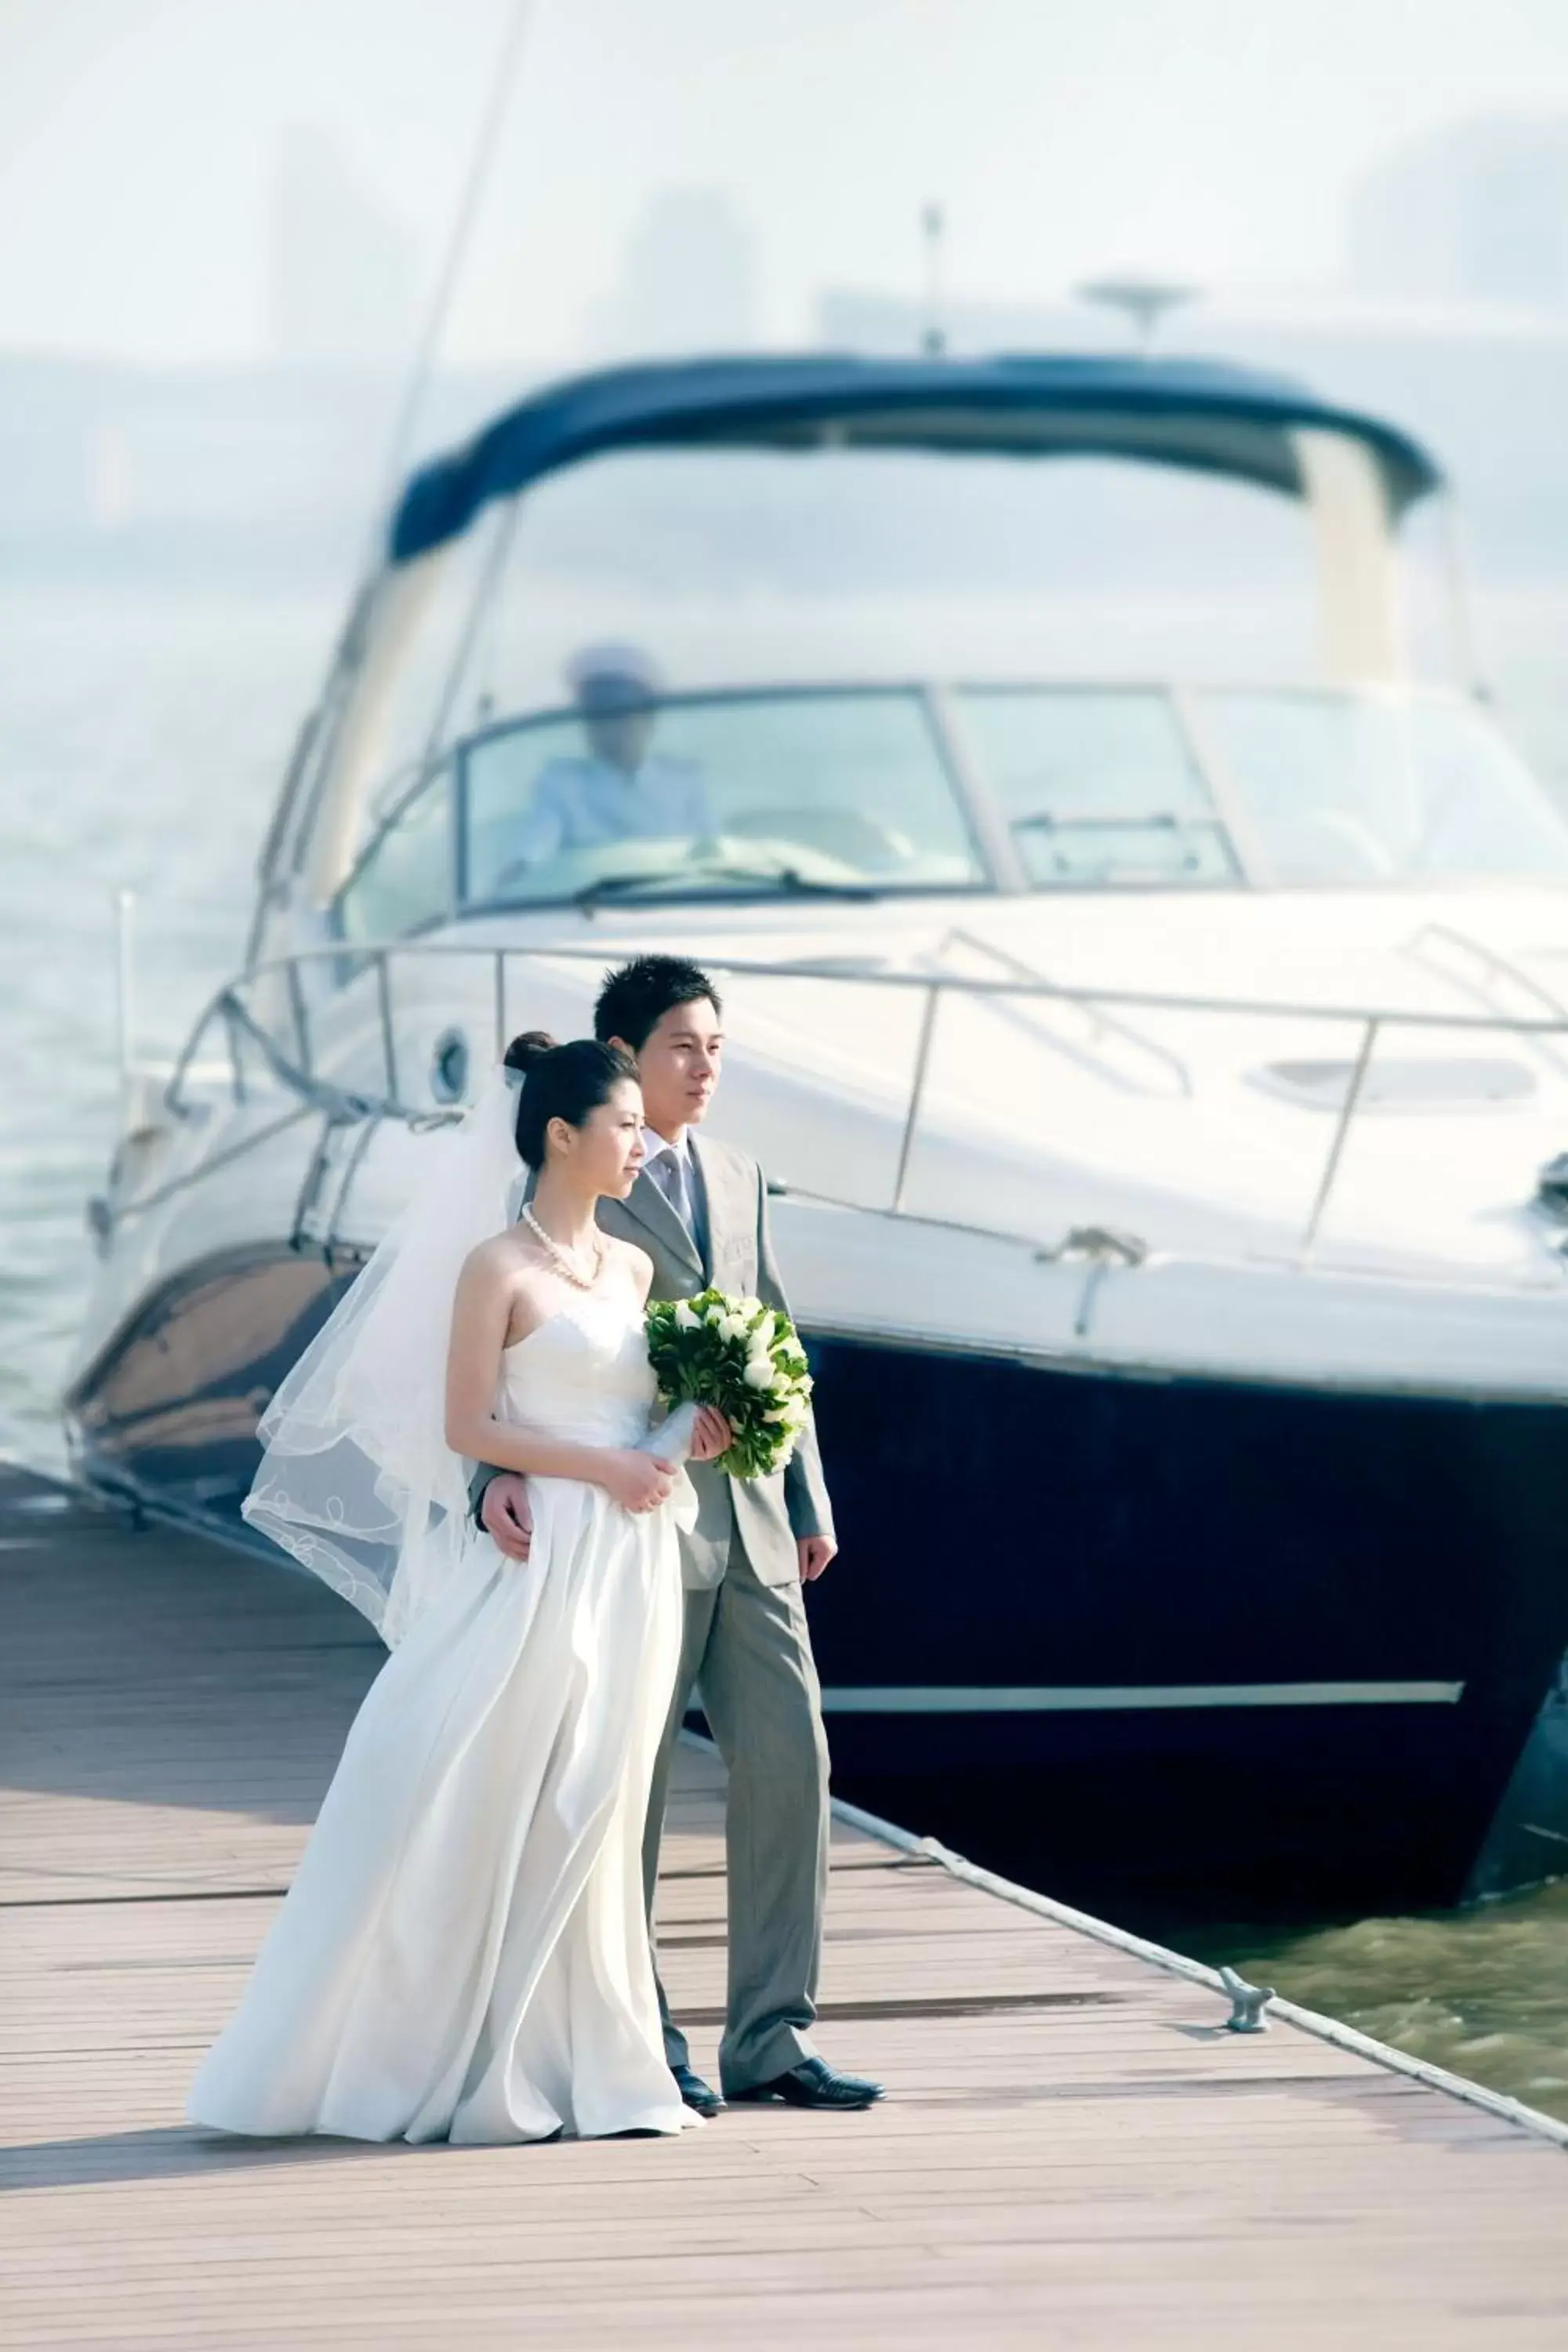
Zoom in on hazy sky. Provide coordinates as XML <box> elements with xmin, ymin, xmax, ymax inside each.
<box><xmin>5</xmin><ymin>0</ymin><xmax>1568</xmax><ymax>365</ymax></box>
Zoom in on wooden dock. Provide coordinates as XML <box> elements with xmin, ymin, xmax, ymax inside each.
<box><xmin>3</xmin><ymin>1461</ymin><xmax>1565</xmax><ymax>2349</ymax></box>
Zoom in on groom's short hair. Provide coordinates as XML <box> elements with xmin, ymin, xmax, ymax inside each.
<box><xmin>593</xmin><ymin>955</ymin><xmax>722</xmax><ymax>1051</ymax></box>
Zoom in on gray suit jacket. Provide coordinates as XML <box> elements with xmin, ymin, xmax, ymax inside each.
<box><xmin>473</xmin><ymin>1133</ymin><xmax>833</xmax><ymax>1591</ymax></box>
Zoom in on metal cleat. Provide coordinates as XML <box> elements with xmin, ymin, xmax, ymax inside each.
<box><xmin>1218</xmin><ymin>1964</ymin><xmax>1276</xmax><ymax>2033</ymax></box>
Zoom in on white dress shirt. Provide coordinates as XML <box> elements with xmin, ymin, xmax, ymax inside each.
<box><xmin>510</xmin><ymin>753</ymin><xmax>713</xmax><ymax>869</ymax></box>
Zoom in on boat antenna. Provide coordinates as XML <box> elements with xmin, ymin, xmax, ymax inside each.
<box><xmin>1076</xmin><ymin>276</ymin><xmax>1197</xmax><ymax>354</ymax></box>
<box><xmin>369</xmin><ymin>0</ymin><xmax>535</xmax><ymax>531</ymax></box>
<box><xmin>920</xmin><ymin>202</ymin><xmax>947</xmax><ymax>356</ymax></box>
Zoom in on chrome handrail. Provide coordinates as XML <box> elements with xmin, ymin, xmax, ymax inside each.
<box><xmin>1298</xmin><ymin>1017</ymin><xmax>1381</xmax><ymax>1266</ymax></box>
<box><xmin>891</xmin><ymin>984</ymin><xmax>941</xmax><ymax>1213</ymax></box>
<box><xmin>1405</xmin><ymin>922</ymin><xmax>1568</xmax><ymax>1077</ymax></box>
<box><xmin>935</xmin><ymin>927</ymin><xmax>1193</xmax><ymax>1098</ymax></box>
<box><xmin>216</xmin><ymin>935</ymin><xmax>1568</xmax><ymax>1033</ymax></box>
<box><xmin>153</xmin><ymin>935</ymin><xmax>1568</xmax><ymax>1276</ymax></box>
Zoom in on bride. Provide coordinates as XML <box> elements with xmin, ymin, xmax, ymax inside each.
<box><xmin>187</xmin><ymin>1031</ymin><xmax>731</xmax><ymax>2144</ymax></box>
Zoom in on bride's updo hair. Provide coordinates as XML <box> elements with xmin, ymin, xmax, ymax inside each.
<box><xmin>503</xmin><ymin>1030</ymin><xmax>638</xmax><ymax>1168</ymax></box>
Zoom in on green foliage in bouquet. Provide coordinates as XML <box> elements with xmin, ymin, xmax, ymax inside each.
<box><xmin>644</xmin><ymin>1287</ymin><xmax>814</xmax><ymax>1480</ymax></box>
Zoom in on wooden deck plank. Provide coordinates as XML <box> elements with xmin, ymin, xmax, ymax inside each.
<box><xmin>2</xmin><ymin>1464</ymin><xmax>1565</xmax><ymax>2350</ymax></box>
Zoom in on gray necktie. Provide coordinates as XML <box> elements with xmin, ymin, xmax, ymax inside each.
<box><xmin>648</xmin><ymin>1145</ymin><xmax>689</xmax><ymax>1226</ymax></box>
<box><xmin>648</xmin><ymin>1145</ymin><xmax>706</xmax><ymax>1263</ymax></box>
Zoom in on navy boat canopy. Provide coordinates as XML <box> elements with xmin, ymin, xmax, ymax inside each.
<box><xmin>388</xmin><ymin>351</ymin><xmax>1445</xmax><ymax>568</ymax></box>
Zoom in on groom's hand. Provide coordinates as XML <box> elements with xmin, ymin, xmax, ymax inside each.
<box><xmin>798</xmin><ymin>1535</ymin><xmax>837</xmax><ymax>1583</ymax></box>
<box><xmin>481</xmin><ymin>1473</ymin><xmax>534</xmax><ymax>1562</ymax></box>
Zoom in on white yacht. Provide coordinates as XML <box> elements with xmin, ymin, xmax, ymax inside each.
<box><xmin>69</xmin><ymin>353</ymin><xmax>1568</xmax><ymax>1918</ymax></box>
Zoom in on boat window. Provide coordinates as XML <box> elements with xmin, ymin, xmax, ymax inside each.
<box><xmin>1204</xmin><ymin>691</ymin><xmax>1568</xmax><ymax>886</ymax></box>
<box><xmin>958</xmin><ymin>687</ymin><xmax>1240</xmax><ymax>888</ymax></box>
<box><xmin>460</xmin><ymin>688</ymin><xmax>984</xmax><ymax>908</ymax></box>
<box><xmin>336</xmin><ymin>769</ymin><xmax>453</xmax><ymax>943</ymax></box>
<box><xmin>305</xmin><ymin>441</ymin><xmax>1350</xmax><ymax>908</ymax></box>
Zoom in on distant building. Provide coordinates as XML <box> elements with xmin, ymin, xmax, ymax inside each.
<box><xmin>1347</xmin><ymin>115</ymin><xmax>1568</xmax><ymax>312</ymax></box>
<box><xmin>267</xmin><ymin>125</ymin><xmax>420</xmax><ymax>366</ymax></box>
<box><xmin>0</xmin><ymin>355</ymin><xmax>530</xmax><ymax>583</ymax></box>
<box><xmin>583</xmin><ymin>189</ymin><xmax>757</xmax><ymax>359</ymax></box>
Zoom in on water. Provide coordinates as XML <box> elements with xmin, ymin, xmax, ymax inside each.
<box><xmin>1178</xmin><ymin>1885</ymin><xmax>1568</xmax><ymax>2119</ymax></box>
<box><xmin>2</xmin><ymin>574</ymin><xmax>1565</xmax><ymax>2121</ymax></box>
<box><xmin>0</xmin><ymin>580</ymin><xmax>335</xmax><ymax>1467</ymax></box>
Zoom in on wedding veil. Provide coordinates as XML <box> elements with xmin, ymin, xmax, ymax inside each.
<box><xmin>241</xmin><ymin>1067</ymin><xmax>523</xmax><ymax>1646</ymax></box>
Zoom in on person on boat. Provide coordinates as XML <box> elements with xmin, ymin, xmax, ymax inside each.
<box><xmin>497</xmin><ymin>644</ymin><xmax>714</xmax><ymax>879</ymax></box>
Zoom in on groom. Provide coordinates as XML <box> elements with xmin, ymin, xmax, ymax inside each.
<box><xmin>474</xmin><ymin>955</ymin><xmax>883</xmax><ymax>2116</ymax></box>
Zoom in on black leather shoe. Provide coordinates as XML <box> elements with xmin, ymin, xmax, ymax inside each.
<box><xmin>728</xmin><ymin>2057</ymin><xmax>884</xmax><ymax>2111</ymax></box>
<box><xmin>671</xmin><ymin>2063</ymin><xmax>724</xmax><ymax>2117</ymax></box>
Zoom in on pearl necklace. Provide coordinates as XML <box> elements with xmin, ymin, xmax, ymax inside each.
<box><xmin>521</xmin><ymin>1205</ymin><xmax>604</xmax><ymax>1291</ymax></box>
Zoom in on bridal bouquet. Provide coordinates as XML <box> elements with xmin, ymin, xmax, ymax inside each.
<box><xmin>643</xmin><ymin>1289</ymin><xmax>814</xmax><ymax>1479</ymax></box>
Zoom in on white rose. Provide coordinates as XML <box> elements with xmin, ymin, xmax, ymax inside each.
<box><xmin>743</xmin><ymin>1357</ymin><xmax>775</xmax><ymax>1390</ymax></box>
<box><xmin>673</xmin><ymin>1301</ymin><xmax>701</xmax><ymax>1331</ymax></box>
<box><xmin>750</xmin><ymin>1309</ymin><xmax>776</xmax><ymax>1349</ymax></box>
<box><xmin>721</xmin><ymin>1312</ymin><xmax>753</xmax><ymax>1343</ymax></box>
<box><xmin>706</xmin><ymin>1304</ymin><xmax>727</xmax><ymax>1327</ymax></box>
<box><xmin>739</xmin><ymin>1295</ymin><xmax>763</xmax><ymax>1319</ymax></box>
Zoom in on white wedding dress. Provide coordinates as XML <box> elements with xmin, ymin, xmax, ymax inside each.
<box><xmin>187</xmin><ymin>1295</ymin><xmax>695</xmax><ymax>2145</ymax></box>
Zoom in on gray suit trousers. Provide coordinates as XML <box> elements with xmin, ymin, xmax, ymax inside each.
<box><xmin>641</xmin><ymin>1529</ymin><xmax>831</xmax><ymax>2094</ymax></box>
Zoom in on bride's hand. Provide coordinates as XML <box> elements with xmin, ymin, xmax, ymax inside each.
<box><xmin>601</xmin><ymin>1450</ymin><xmax>677</xmax><ymax>1514</ymax></box>
<box><xmin>688</xmin><ymin>1405</ymin><xmax>732</xmax><ymax>1464</ymax></box>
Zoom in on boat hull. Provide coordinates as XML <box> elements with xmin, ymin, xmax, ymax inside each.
<box><xmin>66</xmin><ymin>1246</ymin><xmax>1568</xmax><ymax>1919</ymax></box>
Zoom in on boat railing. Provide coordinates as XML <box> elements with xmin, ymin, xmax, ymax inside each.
<box><xmin>927</xmin><ymin>927</ymin><xmax>1195</xmax><ymax>1101</ymax></box>
<box><xmin>154</xmin><ymin>938</ymin><xmax>1568</xmax><ymax>1279</ymax></box>
<box><xmin>1403</xmin><ymin>922</ymin><xmax>1568</xmax><ymax>1078</ymax></box>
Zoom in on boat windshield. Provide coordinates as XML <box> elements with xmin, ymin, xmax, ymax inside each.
<box><xmin>336</xmin><ymin>688</ymin><xmax>986</xmax><ymax>941</ymax></box>
<box><xmin>1200</xmin><ymin>689</ymin><xmax>1568</xmax><ymax>886</ymax></box>
<box><xmin>955</xmin><ymin>684</ymin><xmax>1568</xmax><ymax>890</ymax></box>
<box><xmin>956</xmin><ymin>687</ymin><xmax>1242</xmax><ymax>887</ymax></box>
<box><xmin>332</xmin><ymin>681</ymin><xmax>1568</xmax><ymax>943</ymax></box>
